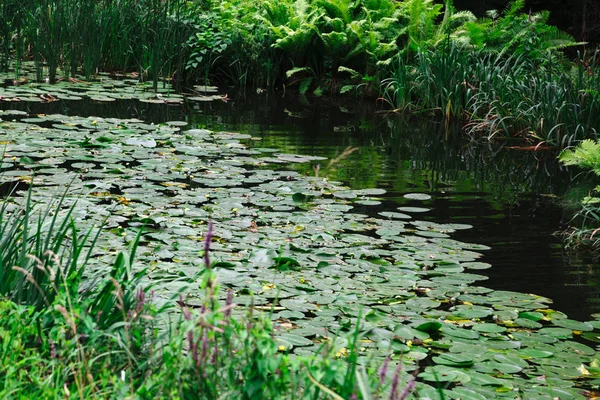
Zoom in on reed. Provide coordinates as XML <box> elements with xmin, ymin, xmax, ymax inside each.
<box><xmin>380</xmin><ymin>53</ymin><xmax>416</xmax><ymax>112</ymax></box>
<box><xmin>1</xmin><ymin>0</ymin><xmax>192</xmax><ymax>86</ymax></box>
<box><xmin>415</xmin><ymin>44</ymin><xmax>472</xmax><ymax>118</ymax></box>
<box><xmin>380</xmin><ymin>45</ymin><xmax>600</xmax><ymax>146</ymax></box>
<box><xmin>467</xmin><ymin>52</ymin><xmax>600</xmax><ymax>145</ymax></box>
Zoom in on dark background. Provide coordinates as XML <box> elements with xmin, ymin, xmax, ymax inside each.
<box><xmin>452</xmin><ymin>0</ymin><xmax>600</xmax><ymax>44</ymax></box>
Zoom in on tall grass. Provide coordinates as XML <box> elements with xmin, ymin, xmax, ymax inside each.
<box><xmin>380</xmin><ymin>46</ymin><xmax>600</xmax><ymax>147</ymax></box>
<box><xmin>467</xmin><ymin>52</ymin><xmax>600</xmax><ymax>146</ymax></box>
<box><xmin>0</xmin><ymin>183</ymin><xmax>95</xmax><ymax>309</ymax></box>
<box><xmin>1</xmin><ymin>0</ymin><xmax>193</xmax><ymax>87</ymax></box>
<box><xmin>414</xmin><ymin>43</ymin><xmax>472</xmax><ymax>118</ymax></box>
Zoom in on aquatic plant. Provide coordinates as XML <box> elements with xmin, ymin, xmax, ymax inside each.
<box><xmin>379</xmin><ymin>54</ymin><xmax>416</xmax><ymax>112</ymax></box>
<box><xmin>467</xmin><ymin>51</ymin><xmax>600</xmax><ymax>145</ymax></box>
<box><xmin>379</xmin><ymin>44</ymin><xmax>599</xmax><ymax>145</ymax></box>
<box><xmin>1</xmin><ymin>0</ymin><xmax>194</xmax><ymax>87</ymax></box>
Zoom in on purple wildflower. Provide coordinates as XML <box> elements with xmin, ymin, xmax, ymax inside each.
<box><xmin>379</xmin><ymin>355</ymin><xmax>391</xmax><ymax>384</ymax></box>
<box><xmin>398</xmin><ymin>377</ymin><xmax>416</xmax><ymax>400</ymax></box>
<box><xmin>389</xmin><ymin>363</ymin><xmax>403</xmax><ymax>400</ymax></box>
<box><xmin>224</xmin><ymin>289</ymin><xmax>233</xmax><ymax>318</ymax></box>
<box><xmin>203</xmin><ymin>221</ymin><xmax>214</xmax><ymax>270</ymax></box>
<box><xmin>200</xmin><ymin>333</ymin><xmax>209</xmax><ymax>364</ymax></box>
<box><xmin>188</xmin><ymin>330</ymin><xmax>199</xmax><ymax>367</ymax></box>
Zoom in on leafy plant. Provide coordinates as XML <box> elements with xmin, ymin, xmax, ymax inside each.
<box><xmin>454</xmin><ymin>0</ymin><xmax>581</xmax><ymax>62</ymax></box>
<box><xmin>185</xmin><ymin>11</ymin><xmax>232</xmax><ymax>84</ymax></box>
<box><xmin>0</xmin><ymin>215</ymin><xmax>418</xmax><ymax>399</ymax></box>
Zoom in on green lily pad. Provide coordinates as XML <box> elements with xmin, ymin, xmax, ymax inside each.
<box><xmin>415</xmin><ymin>321</ymin><xmax>442</xmax><ymax>333</ymax></box>
<box><xmin>404</xmin><ymin>193</ymin><xmax>432</xmax><ymax>201</ymax></box>
<box><xmin>433</xmin><ymin>353</ymin><xmax>475</xmax><ymax>367</ymax></box>
<box><xmin>551</xmin><ymin>319</ymin><xmax>594</xmax><ymax>332</ymax></box>
<box><xmin>472</xmin><ymin>323</ymin><xmax>507</xmax><ymax>333</ymax></box>
<box><xmin>518</xmin><ymin>348</ymin><xmax>553</xmax><ymax>358</ymax></box>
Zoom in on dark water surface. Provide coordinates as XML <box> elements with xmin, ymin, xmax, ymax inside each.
<box><xmin>3</xmin><ymin>92</ymin><xmax>600</xmax><ymax>321</ymax></box>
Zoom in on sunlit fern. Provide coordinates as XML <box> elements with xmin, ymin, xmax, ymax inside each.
<box><xmin>559</xmin><ymin>139</ymin><xmax>600</xmax><ymax>177</ymax></box>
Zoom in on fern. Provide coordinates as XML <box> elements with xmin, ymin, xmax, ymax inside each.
<box><xmin>450</xmin><ymin>0</ymin><xmax>579</xmax><ymax>61</ymax></box>
<box><xmin>559</xmin><ymin>139</ymin><xmax>600</xmax><ymax>176</ymax></box>
<box><xmin>448</xmin><ymin>11</ymin><xmax>476</xmax><ymax>29</ymax></box>
<box><xmin>338</xmin><ymin>65</ymin><xmax>361</xmax><ymax>78</ymax></box>
<box><xmin>505</xmin><ymin>0</ymin><xmax>525</xmax><ymax>17</ymax></box>
<box><xmin>298</xmin><ymin>77</ymin><xmax>313</xmax><ymax>93</ymax></box>
<box><xmin>286</xmin><ymin>66</ymin><xmax>313</xmax><ymax>78</ymax></box>
<box><xmin>399</xmin><ymin>0</ymin><xmax>444</xmax><ymax>51</ymax></box>
<box><xmin>315</xmin><ymin>0</ymin><xmax>354</xmax><ymax>24</ymax></box>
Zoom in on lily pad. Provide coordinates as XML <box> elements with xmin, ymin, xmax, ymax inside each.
<box><xmin>404</xmin><ymin>193</ymin><xmax>432</xmax><ymax>201</ymax></box>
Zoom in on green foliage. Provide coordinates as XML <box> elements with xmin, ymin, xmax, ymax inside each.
<box><xmin>0</xmin><ymin>0</ymin><xmax>594</xmax><ymax>146</ymax></box>
<box><xmin>0</xmin><ymin>184</ymin><xmax>95</xmax><ymax>309</ymax></box>
<box><xmin>263</xmin><ymin>0</ymin><xmax>320</xmax><ymax>68</ymax></box>
<box><xmin>0</xmin><ymin>182</ymin><xmax>148</xmax><ymax>326</ymax></box>
<box><xmin>0</xmin><ymin>196</ymin><xmax>412</xmax><ymax>398</ymax></box>
<box><xmin>260</xmin><ymin>0</ymin><xmax>405</xmax><ymax>89</ymax></box>
<box><xmin>1</xmin><ymin>0</ymin><xmax>194</xmax><ymax>88</ymax></box>
<box><xmin>559</xmin><ymin>140</ymin><xmax>600</xmax><ymax>251</ymax></box>
<box><xmin>454</xmin><ymin>0</ymin><xmax>581</xmax><ymax>62</ymax></box>
<box><xmin>185</xmin><ymin>13</ymin><xmax>233</xmax><ymax>84</ymax></box>
<box><xmin>379</xmin><ymin>44</ymin><xmax>600</xmax><ymax>146</ymax></box>
<box><xmin>380</xmin><ymin>53</ymin><xmax>416</xmax><ymax>112</ymax></box>
<box><xmin>0</xmin><ymin>0</ymin><xmax>583</xmax><ymax>98</ymax></box>
<box><xmin>559</xmin><ymin>140</ymin><xmax>600</xmax><ymax>176</ymax></box>
<box><xmin>397</xmin><ymin>0</ymin><xmax>444</xmax><ymax>52</ymax></box>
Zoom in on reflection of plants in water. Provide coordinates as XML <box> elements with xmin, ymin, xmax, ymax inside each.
<box><xmin>303</xmin><ymin>145</ymin><xmax>383</xmax><ymax>189</ymax></box>
<box><xmin>313</xmin><ymin>145</ymin><xmax>359</xmax><ymax>176</ymax></box>
<box><xmin>386</xmin><ymin>116</ymin><xmax>567</xmax><ymax>200</ymax></box>
<box><xmin>559</xmin><ymin>246</ymin><xmax>600</xmax><ymax>317</ymax></box>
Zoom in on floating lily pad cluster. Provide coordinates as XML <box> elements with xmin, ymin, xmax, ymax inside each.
<box><xmin>0</xmin><ymin>66</ymin><xmax>222</xmax><ymax>104</ymax></box>
<box><xmin>1</xmin><ymin>88</ymin><xmax>600</xmax><ymax>399</ymax></box>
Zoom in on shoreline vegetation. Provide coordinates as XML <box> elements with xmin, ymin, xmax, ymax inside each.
<box><xmin>0</xmin><ymin>208</ymin><xmax>410</xmax><ymax>399</ymax></box>
<box><xmin>0</xmin><ymin>0</ymin><xmax>597</xmax><ymax>146</ymax></box>
<box><xmin>2</xmin><ymin>0</ymin><xmax>600</xmax><ymax>398</ymax></box>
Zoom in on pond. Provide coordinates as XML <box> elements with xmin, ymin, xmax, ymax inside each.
<box><xmin>2</xmin><ymin>75</ymin><xmax>600</xmax><ymax>398</ymax></box>
<box><xmin>22</xmin><ymin>90</ymin><xmax>593</xmax><ymax>320</ymax></box>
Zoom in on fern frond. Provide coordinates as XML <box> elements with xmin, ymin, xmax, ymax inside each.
<box><xmin>315</xmin><ymin>0</ymin><xmax>353</xmax><ymax>24</ymax></box>
<box><xmin>286</xmin><ymin>66</ymin><xmax>314</xmax><ymax>78</ymax></box>
<box><xmin>450</xmin><ymin>11</ymin><xmax>476</xmax><ymax>25</ymax></box>
<box><xmin>505</xmin><ymin>0</ymin><xmax>525</xmax><ymax>17</ymax></box>
<box><xmin>338</xmin><ymin>65</ymin><xmax>361</xmax><ymax>78</ymax></box>
<box><xmin>559</xmin><ymin>139</ymin><xmax>600</xmax><ymax>176</ymax></box>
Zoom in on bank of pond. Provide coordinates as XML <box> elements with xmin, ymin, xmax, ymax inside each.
<box><xmin>0</xmin><ymin>0</ymin><xmax>599</xmax><ymax>146</ymax></box>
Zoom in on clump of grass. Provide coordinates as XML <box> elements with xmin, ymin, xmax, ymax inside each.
<box><xmin>2</xmin><ymin>0</ymin><xmax>194</xmax><ymax>86</ymax></box>
<box><xmin>379</xmin><ymin>45</ymin><xmax>600</xmax><ymax>147</ymax></box>
<box><xmin>0</xmin><ymin>182</ymin><xmax>99</xmax><ymax>309</ymax></box>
